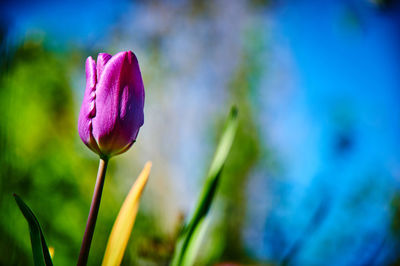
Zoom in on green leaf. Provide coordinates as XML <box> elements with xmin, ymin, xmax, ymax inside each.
<box><xmin>171</xmin><ymin>106</ymin><xmax>239</xmax><ymax>266</ymax></box>
<box><xmin>14</xmin><ymin>194</ymin><xmax>53</xmax><ymax>266</ymax></box>
<box><xmin>180</xmin><ymin>216</ymin><xmax>211</xmax><ymax>266</ymax></box>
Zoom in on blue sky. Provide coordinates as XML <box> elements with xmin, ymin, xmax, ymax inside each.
<box><xmin>1</xmin><ymin>0</ymin><xmax>131</xmax><ymax>48</ymax></box>
<box><xmin>247</xmin><ymin>1</ymin><xmax>400</xmax><ymax>264</ymax></box>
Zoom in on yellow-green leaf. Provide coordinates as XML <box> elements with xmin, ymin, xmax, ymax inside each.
<box><xmin>48</xmin><ymin>247</ymin><xmax>54</xmax><ymax>260</ymax></box>
<box><xmin>102</xmin><ymin>162</ymin><xmax>152</xmax><ymax>266</ymax></box>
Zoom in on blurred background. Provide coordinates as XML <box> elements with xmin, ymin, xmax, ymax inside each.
<box><xmin>1</xmin><ymin>0</ymin><xmax>400</xmax><ymax>265</ymax></box>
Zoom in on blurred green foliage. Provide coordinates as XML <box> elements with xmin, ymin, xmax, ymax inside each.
<box><xmin>0</xmin><ymin>38</ymin><xmax>177</xmax><ymax>266</ymax></box>
<box><xmin>0</xmin><ymin>39</ymin><xmax>124</xmax><ymax>266</ymax></box>
<box><xmin>0</xmin><ymin>30</ymin><xmax>268</xmax><ymax>266</ymax></box>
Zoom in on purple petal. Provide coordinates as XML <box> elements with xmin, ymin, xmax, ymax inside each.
<box><xmin>78</xmin><ymin>56</ymin><xmax>101</xmax><ymax>154</ymax></box>
<box><xmin>92</xmin><ymin>51</ymin><xmax>145</xmax><ymax>155</ymax></box>
<box><xmin>96</xmin><ymin>53</ymin><xmax>112</xmax><ymax>81</ymax></box>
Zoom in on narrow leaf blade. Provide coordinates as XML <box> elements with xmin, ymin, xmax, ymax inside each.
<box><xmin>102</xmin><ymin>162</ymin><xmax>152</xmax><ymax>266</ymax></box>
<box><xmin>14</xmin><ymin>194</ymin><xmax>53</xmax><ymax>266</ymax></box>
<box><xmin>181</xmin><ymin>216</ymin><xmax>211</xmax><ymax>266</ymax></box>
<box><xmin>172</xmin><ymin>106</ymin><xmax>239</xmax><ymax>266</ymax></box>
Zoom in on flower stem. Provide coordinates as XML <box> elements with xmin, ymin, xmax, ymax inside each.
<box><xmin>77</xmin><ymin>157</ymin><xmax>109</xmax><ymax>266</ymax></box>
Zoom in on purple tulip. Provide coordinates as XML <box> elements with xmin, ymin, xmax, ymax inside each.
<box><xmin>78</xmin><ymin>51</ymin><xmax>144</xmax><ymax>158</ymax></box>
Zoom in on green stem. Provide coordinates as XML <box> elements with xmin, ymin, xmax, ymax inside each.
<box><xmin>77</xmin><ymin>157</ymin><xmax>109</xmax><ymax>266</ymax></box>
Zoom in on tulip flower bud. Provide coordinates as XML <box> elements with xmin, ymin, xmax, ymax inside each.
<box><xmin>78</xmin><ymin>51</ymin><xmax>144</xmax><ymax>158</ymax></box>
